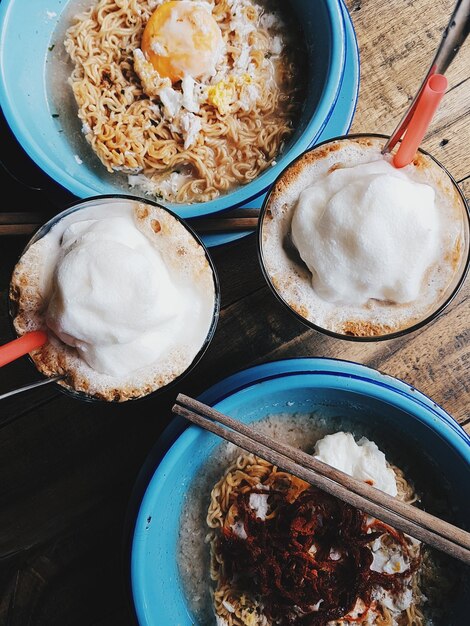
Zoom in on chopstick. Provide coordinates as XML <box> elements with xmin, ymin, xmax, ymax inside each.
<box><xmin>189</xmin><ymin>208</ymin><xmax>260</xmax><ymax>233</ymax></box>
<box><xmin>0</xmin><ymin>209</ymin><xmax>260</xmax><ymax>236</ymax></box>
<box><xmin>172</xmin><ymin>393</ymin><xmax>470</xmax><ymax>566</ymax></box>
<box><xmin>0</xmin><ymin>212</ymin><xmax>48</xmax><ymax>236</ymax></box>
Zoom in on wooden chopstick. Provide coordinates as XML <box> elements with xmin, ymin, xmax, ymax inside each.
<box><xmin>0</xmin><ymin>209</ymin><xmax>260</xmax><ymax>235</ymax></box>
<box><xmin>188</xmin><ymin>208</ymin><xmax>260</xmax><ymax>233</ymax></box>
<box><xmin>173</xmin><ymin>393</ymin><xmax>470</xmax><ymax>566</ymax></box>
<box><xmin>0</xmin><ymin>212</ymin><xmax>49</xmax><ymax>224</ymax></box>
<box><xmin>0</xmin><ymin>224</ymin><xmax>39</xmax><ymax>235</ymax></box>
<box><xmin>0</xmin><ymin>212</ymin><xmax>49</xmax><ymax>236</ymax></box>
<box><xmin>198</xmin><ymin>209</ymin><xmax>261</xmax><ymax>218</ymax></box>
<box><xmin>189</xmin><ymin>217</ymin><xmax>259</xmax><ymax>233</ymax></box>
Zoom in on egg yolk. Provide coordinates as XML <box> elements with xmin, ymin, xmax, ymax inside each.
<box><xmin>141</xmin><ymin>1</ymin><xmax>223</xmax><ymax>83</ymax></box>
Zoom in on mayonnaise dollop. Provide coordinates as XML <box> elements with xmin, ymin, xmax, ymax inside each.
<box><xmin>291</xmin><ymin>159</ymin><xmax>440</xmax><ymax>305</ymax></box>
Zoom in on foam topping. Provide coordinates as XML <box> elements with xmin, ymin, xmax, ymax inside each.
<box><xmin>42</xmin><ymin>203</ymin><xmax>213</xmax><ymax>378</ymax></box>
<box><xmin>291</xmin><ymin>159</ymin><xmax>440</xmax><ymax>305</ymax></box>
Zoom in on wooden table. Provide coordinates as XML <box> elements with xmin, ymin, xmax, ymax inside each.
<box><xmin>0</xmin><ymin>1</ymin><xmax>469</xmax><ymax>623</ymax></box>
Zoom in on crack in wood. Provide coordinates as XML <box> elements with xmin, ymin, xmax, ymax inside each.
<box><xmin>445</xmin><ymin>76</ymin><xmax>470</xmax><ymax>94</ymax></box>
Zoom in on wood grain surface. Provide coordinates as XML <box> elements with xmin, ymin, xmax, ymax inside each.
<box><xmin>0</xmin><ymin>1</ymin><xmax>469</xmax><ymax>624</ymax></box>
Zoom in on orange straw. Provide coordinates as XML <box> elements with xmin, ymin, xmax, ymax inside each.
<box><xmin>0</xmin><ymin>331</ymin><xmax>48</xmax><ymax>367</ymax></box>
<box><xmin>393</xmin><ymin>74</ymin><xmax>448</xmax><ymax>168</ymax></box>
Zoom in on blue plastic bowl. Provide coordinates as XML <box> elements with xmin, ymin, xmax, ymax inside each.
<box><xmin>0</xmin><ymin>0</ymin><xmax>346</xmax><ymax>219</ymax></box>
<box><xmin>130</xmin><ymin>357</ymin><xmax>470</xmax><ymax>625</ymax></box>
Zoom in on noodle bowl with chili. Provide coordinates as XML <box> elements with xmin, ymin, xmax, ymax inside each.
<box><xmin>177</xmin><ymin>412</ymin><xmax>460</xmax><ymax>626</ymax></box>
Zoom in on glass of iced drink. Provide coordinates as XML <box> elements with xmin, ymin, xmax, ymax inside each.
<box><xmin>258</xmin><ymin>134</ymin><xmax>470</xmax><ymax>340</ymax></box>
<box><xmin>9</xmin><ymin>195</ymin><xmax>220</xmax><ymax>401</ymax></box>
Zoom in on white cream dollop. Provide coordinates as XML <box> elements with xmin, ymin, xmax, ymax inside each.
<box><xmin>291</xmin><ymin>159</ymin><xmax>440</xmax><ymax>305</ymax></box>
<box><xmin>46</xmin><ymin>215</ymin><xmax>183</xmax><ymax>377</ymax></box>
<box><xmin>313</xmin><ymin>431</ymin><xmax>397</xmax><ymax>496</ymax></box>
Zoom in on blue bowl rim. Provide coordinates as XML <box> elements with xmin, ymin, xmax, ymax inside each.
<box><xmin>0</xmin><ymin>0</ymin><xmax>347</xmax><ymax>218</ymax></box>
<box><xmin>128</xmin><ymin>356</ymin><xmax>470</xmax><ymax>625</ymax></box>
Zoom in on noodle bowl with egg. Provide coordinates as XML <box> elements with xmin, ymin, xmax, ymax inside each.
<box><xmin>64</xmin><ymin>0</ymin><xmax>307</xmax><ymax>204</ymax></box>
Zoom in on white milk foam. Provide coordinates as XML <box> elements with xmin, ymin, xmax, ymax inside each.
<box><xmin>261</xmin><ymin>137</ymin><xmax>466</xmax><ymax>335</ymax></box>
<box><xmin>13</xmin><ymin>200</ymin><xmax>216</xmax><ymax>399</ymax></box>
<box><xmin>291</xmin><ymin>159</ymin><xmax>439</xmax><ymax>305</ymax></box>
<box><xmin>46</xmin><ymin>210</ymin><xmax>189</xmax><ymax>377</ymax></box>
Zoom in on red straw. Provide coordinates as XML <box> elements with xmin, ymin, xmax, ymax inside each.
<box><xmin>0</xmin><ymin>331</ymin><xmax>48</xmax><ymax>367</ymax></box>
<box><xmin>393</xmin><ymin>74</ymin><xmax>448</xmax><ymax>168</ymax></box>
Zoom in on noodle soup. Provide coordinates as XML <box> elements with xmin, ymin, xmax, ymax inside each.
<box><xmin>177</xmin><ymin>412</ymin><xmax>464</xmax><ymax>625</ymax></box>
<box><xmin>49</xmin><ymin>0</ymin><xmax>307</xmax><ymax>205</ymax></box>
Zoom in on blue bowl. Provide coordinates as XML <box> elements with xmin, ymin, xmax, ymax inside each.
<box><xmin>130</xmin><ymin>357</ymin><xmax>470</xmax><ymax>625</ymax></box>
<box><xmin>0</xmin><ymin>0</ymin><xmax>347</xmax><ymax>219</ymax></box>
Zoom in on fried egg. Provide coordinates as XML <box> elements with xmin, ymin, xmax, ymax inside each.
<box><xmin>207</xmin><ymin>74</ymin><xmax>253</xmax><ymax>114</ymax></box>
<box><xmin>207</xmin><ymin>78</ymin><xmax>235</xmax><ymax>115</ymax></box>
<box><xmin>141</xmin><ymin>1</ymin><xmax>224</xmax><ymax>83</ymax></box>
